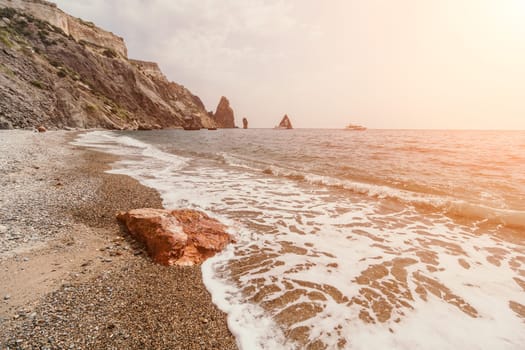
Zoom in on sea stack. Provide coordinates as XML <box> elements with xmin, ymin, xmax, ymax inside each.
<box><xmin>242</xmin><ymin>117</ymin><xmax>248</xmax><ymax>129</ymax></box>
<box><xmin>213</xmin><ymin>96</ymin><xmax>235</xmax><ymax>128</ymax></box>
<box><xmin>276</xmin><ymin>114</ymin><xmax>293</xmax><ymax>129</ymax></box>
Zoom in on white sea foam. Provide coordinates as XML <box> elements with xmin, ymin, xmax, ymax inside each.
<box><xmin>220</xmin><ymin>154</ymin><xmax>525</xmax><ymax>230</ymax></box>
<box><xmin>202</xmin><ymin>247</ymin><xmax>289</xmax><ymax>350</ymax></box>
<box><xmin>73</xmin><ymin>130</ymin><xmax>189</xmax><ymax>184</ymax></box>
<box><xmin>73</xmin><ymin>131</ymin><xmax>525</xmax><ymax>350</ymax></box>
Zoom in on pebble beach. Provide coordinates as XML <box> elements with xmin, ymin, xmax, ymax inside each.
<box><xmin>0</xmin><ymin>130</ymin><xmax>237</xmax><ymax>349</ymax></box>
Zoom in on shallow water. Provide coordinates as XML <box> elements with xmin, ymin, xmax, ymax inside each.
<box><xmin>74</xmin><ymin>129</ymin><xmax>525</xmax><ymax>349</ymax></box>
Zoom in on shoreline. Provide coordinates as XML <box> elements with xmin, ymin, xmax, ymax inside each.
<box><xmin>0</xmin><ymin>130</ymin><xmax>237</xmax><ymax>349</ymax></box>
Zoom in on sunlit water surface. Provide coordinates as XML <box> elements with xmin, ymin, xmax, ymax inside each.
<box><xmin>74</xmin><ymin>129</ymin><xmax>525</xmax><ymax>349</ymax></box>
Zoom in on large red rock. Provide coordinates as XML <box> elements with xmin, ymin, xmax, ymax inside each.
<box><xmin>116</xmin><ymin>208</ymin><xmax>233</xmax><ymax>266</ymax></box>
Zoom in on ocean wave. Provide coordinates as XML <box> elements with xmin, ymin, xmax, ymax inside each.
<box><xmin>219</xmin><ymin>156</ymin><xmax>525</xmax><ymax>230</ymax></box>
<box><xmin>73</xmin><ymin>131</ymin><xmax>189</xmax><ymax>167</ymax></box>
<box><xmin>393</xmin><ymin>145</ymin><xmax>442</xmax><ymax>154</ymax></box>
<box><xmin>78</xmin><ymin>133</ymin><xmax>525</xmax><ymax>231</ymax></box>
<box><xmin>306</xmin><ymin>174</ymin><xmax>525</xmax><ymax>229</ymax></box>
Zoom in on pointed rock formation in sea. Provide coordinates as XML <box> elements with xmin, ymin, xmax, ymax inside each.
<box><xmin>277</xmin><ymin>114</ymin><xmax>293</xmax><ymax>129</ymax></box>
<box><xmin>213</xmin><ymin>96</ymin><xmax>235</xmax><ymax>128</ymax></box>
<box><xmin>117</xmin><ymin>208</ymin><xmax>233</xmax><ymax>266</ymax></box>
<box><xmin>242</xmin><ymin>117</ymin><xmax>248</xmax><ymax>129</ymax></box>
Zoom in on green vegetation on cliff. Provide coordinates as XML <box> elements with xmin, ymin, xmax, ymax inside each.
<box><xmin>0</xmin><ymin>2</ymin><xmax>216</xmax><ymax>130</ymax></box>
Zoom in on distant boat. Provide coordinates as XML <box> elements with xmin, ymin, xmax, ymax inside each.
<box><xmin>345</xmin><ymin>123</ymin><xmax>366</xmax><ymax>131</ymax></box>
<box><xmin>207</xmin><ymin>127</ymin><xmax>217</xmax><ymax>130</ymax></box>
<box><xmin>183</xmin><ymin>126</ymin><xmax>201</xmax><ymax>130</ymax></box>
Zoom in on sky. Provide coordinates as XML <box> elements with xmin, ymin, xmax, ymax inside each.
<box><xmin>54</xmin><ymin>0</ymin><xmax>525</xmax><ymax>129</ymax></box>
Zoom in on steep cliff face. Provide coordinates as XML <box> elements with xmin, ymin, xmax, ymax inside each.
<box><xmin>0</xmin><ymin>0</ymin><xmax>216</xmax><ymax>129</ymax></box>
<box><xmin>0</xmin><ymin>0</ymin><xmax>127</xmax><ymax>57</ymax></box>
<box><xmin>212</xmin><ymin>96</ymin><xmax>235</xmax><ymax>128</ymax></box>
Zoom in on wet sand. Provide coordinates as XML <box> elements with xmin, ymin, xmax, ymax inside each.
<box><xmin>0</xmin><ymin>130</ymin><xmax>237</xmax><ymax>349</ymax></box>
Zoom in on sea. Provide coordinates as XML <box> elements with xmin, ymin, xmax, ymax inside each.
<box><xmin>73</xmin><ymin>129</ymin><xmax>525</xmax><ymax>350</ymax></box>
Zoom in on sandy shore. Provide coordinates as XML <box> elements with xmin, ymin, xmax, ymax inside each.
<box><xmin>0</xmin><ymin>130</ymin><xmax>237</xmax><ymax>349</ymax></box>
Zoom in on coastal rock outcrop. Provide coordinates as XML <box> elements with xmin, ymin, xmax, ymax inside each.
<box><xmin>0</xmin><ymin>0</ymin><xmax>216</xmax><ymax>130</ymax></box>
<box><xmin>277</xmin><ymin>114</ymin><xmax>293</xmax><ymax>129</ymax></box>
<box><xmin>212</xmin><ymin>96</ymin><xmax>235</xmax><ymax>128</ymax></box>
<box><xmin>116</xmin><ymin>208</ymin><xmax>233</xmax><ymax>266</ymax></box>
<box><xmin>242</xmin><ymin>117</ymin><xmax>248</xmax><ymax>129</ymax></box>
<box><xmin>0</xmin><ymin>0</ymin><xmax>127</xmax><ymax>57</ymax></box>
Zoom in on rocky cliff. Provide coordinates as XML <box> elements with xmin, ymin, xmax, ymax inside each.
<box><xmin>0</xmin><ymin>0</ymin><xmax>127</xmax><ymax>57</ymax></box>
<box><xmin>212</xmin><ymin>96</ymin><xmax>235</xmax><ymax>128</ymax></box>
<box><xmin>0</xmin><ymin>0</ymin><xmax>217</xmax><ymax>129</ymax></box>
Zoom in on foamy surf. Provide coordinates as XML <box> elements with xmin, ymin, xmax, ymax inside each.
<box><xmin>221</xmin><ymin>153</ymin><xmax>525</xmax><ymax>231</ymax></box>
<box><xmin>202</xmin><ymin>247</ymin><xmax>289</xmax><ymax>350</ymax></box>
<box><xmin>74</xmin><ymin>130</ymin><xmax>525</xmax><ymax>350</ymax></box>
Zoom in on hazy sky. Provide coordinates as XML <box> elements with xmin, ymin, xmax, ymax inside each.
<box><xmin>54</xmin><ymin>0</ymin><xmax>525</xmax><ymax>129</ymax></box>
